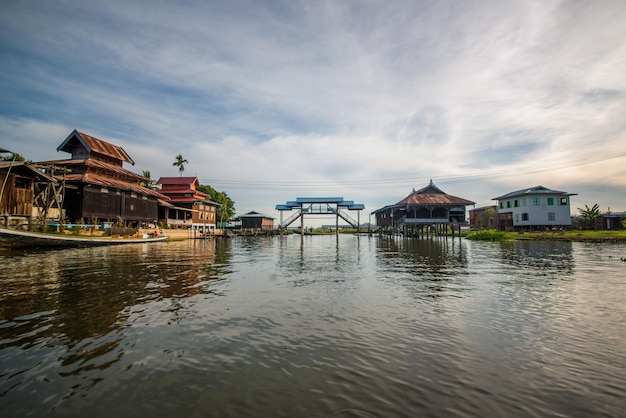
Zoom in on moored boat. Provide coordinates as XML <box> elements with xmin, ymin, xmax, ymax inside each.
<box><xmin>0</xmin><ymin>227</ymin><xmax>169</xmax><ymax>248</ymax></box>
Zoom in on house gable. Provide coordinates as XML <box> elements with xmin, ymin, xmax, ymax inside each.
<box><xmin>57</xmin><ymin>129</ymin><xmax>134</xmax><ymax>166</ymax></box>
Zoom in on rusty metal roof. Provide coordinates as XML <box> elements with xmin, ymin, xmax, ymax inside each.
<box><xmin>57</xmin><ymin>130</ymin><xmax>135</xmax><ymax>165</ymax></box>
<box><xmin>36</xmin><ymin>158</ymin><xmax>146</xmax><ymax>183</ymax></box>
<box><xmin>63</xmin><ymin>172</ymin><xmax>168</xmax><ymax>199</ymax></box>
<box><xmin>396</xmin><ymin>180</ymin><xmax>475</xmax><ymax>206</ymax></box>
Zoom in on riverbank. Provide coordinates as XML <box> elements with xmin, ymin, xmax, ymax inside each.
<box><xmin>466</xmin><ymin>229</ymin><xmax>626</xmax><ymax>242</ymax></box>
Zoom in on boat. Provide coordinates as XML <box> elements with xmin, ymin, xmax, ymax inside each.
<box><xmin>0</xmin><ymin>228</ymin><xmax>169</xmax><ymax>248</ymax></box>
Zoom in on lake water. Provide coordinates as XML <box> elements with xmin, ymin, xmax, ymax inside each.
<box><xmin>1</xmin><ymin>235</ymin><xmax>625</xmax><ymax>417</ymax></box>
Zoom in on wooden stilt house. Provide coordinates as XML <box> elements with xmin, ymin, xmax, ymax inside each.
<box><xmin>373</xmin><ymin>180</ymin><xmax>475</xmax><ymax>236</ymax></box>
<box><xmin>37</xmin><ymin>130</ymin><xmax>168</xmax><ymax>225</ymax></box>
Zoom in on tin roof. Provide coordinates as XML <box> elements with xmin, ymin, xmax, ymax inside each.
<box><xmin>57</xmin><ymin>130</ymin><xmax>134</xmax><ymax>165</ymax></box>
<box><xmin>492</xmin><ymin>186</ymin><xmax>577</xmax><ymax>200</ymax></box>
<box><xmin>238</xmin><ymin>211</ymin><xmax>275</xmax><ymax>219</ymax></box>
<box><xmin>63</xmin><ymin>172</ymin><xmax>168</xmax><ymax>199</ymax></box>
<box><xmin>37</xmin><ymin>158</ymin><xmax>147</xmax><ymax>183</ymax></box>
<box><xmin>397</xmin><ymin>180</ymin><xmax>475</xmax><ymax>206</ymax></box>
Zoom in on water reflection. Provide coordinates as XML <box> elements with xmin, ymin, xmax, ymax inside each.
<box><xmin>0</xmin><ymin>239</ymin><xmax>231</xmax><ymax>410</ymax></box>
<box><xmin>0</xmin><ymin>237</ymin><xmax>624</xmax><ymax>417</ymax></box>
<box><xmin>499</xmin><ymin>240</ymin><xmax>575</xmax><ymax>276</ymax></box>
<box><xmin>376</xmin><ymin>237</ymin><xmax>469</xmax><ymax>299</ymax></box>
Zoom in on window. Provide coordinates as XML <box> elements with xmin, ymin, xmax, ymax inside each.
<box><xmin>522</xmin><ymin>198</ymin><xmax>526</xmax><ymax>206</ymax></box>
<box><xmin>548</xmin><ymin>212</ymin><xmax>555</xmax><ymax>221</ymax></box>
<box><xmin>506</xmin><ymin>201</ymin><xmax>511</xmax><ymax>208</ymax></box>
<box><xmin>559</xmin><ymin>197</ymin><xmax>568</xmax><ymax>205</ymax></box>
<box><xmin>547</xmin><ymin>197</ymin><xmax>554</xmax><ymax>206</ymax></box>
<box><xmin>515</xmin><ymin>213</ymin><xmax>519</xmax><ymax>223</ymax></box>
<box><xmin>514</xmin><ymin>200</ymin><xmax>519</xmax><ymax>207</ymax></box>
<box><xmin>131</xmin><ymin>192</ymin><xmax>137</xmax><ymax>198</ymax></box>
<box><xmin>500</xmin><ymin>202</ymin><xmax>504</xmax><ymax>209</ymax></box>
<box><xmin>522</xmin><ymin>213</ymin><xmax>529</xmax><ymax>221</ymax></box>
<box><xmin>101</xmin><ymin>187</ymin><xmax>108</xmax><ymax>193</ymax></box>
<box><xmin>533</xmin><ymin>198</ymin><xmax>540</xmax><ymax>206</ymax></box>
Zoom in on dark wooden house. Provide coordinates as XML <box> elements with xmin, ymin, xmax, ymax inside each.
<box><xmin>373</xmin><ymin>180</ymin><xmax>475</xmax><ymax>236</ymax></box>
<box><xmin>37</xmin><ymin>130</ymin><xmax>168</xmax><ymax>225</ymax></box>
<box><xmin>1</xmin><ymin>160</ymin><xmax>57</xmax><ymax>227</ymax></box>
<box><xmin>468</xmin><ymin>205</ymin><xmax>498</xmax><ymax>229</ymax></box>
<box><xmin>237</xmin><ymin>211</ymin><xmax>275</xmax><ymax>230</ymax></box>
<box><xmin>156</xmin><ymin>176</ymin><xmax>219</xmax><ymax>232</ymax></box>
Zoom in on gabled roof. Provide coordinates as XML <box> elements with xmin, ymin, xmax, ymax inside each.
<box><xmin>57</xmin><ymin>130</ymin><xmax>134</xmax><ymax>165</ymax></box>
<box><xmin>62</xmin><ymin>172</ymin><xmax>168</xmax><ymax>199</ymax></box>
<box><xmin>238</xmin><ymin>211</ymin><xmax>274</xmax><ymax>219</ymax></box>
<box><xmin>37</xmin><ymin>158</ymin><xmax>146</xmax><ymax>182</ymax></box>
<box><xmin>157</xmin><ymin>176</ymin><xmax>200</xmax><ymax>186</ymax></box>
<box><xmin>492</xmin><ymin>186</ymin><xmax>577</xmax><ymax>200</ymax></box>
<box><xmin>397</xmin><ymin>180</ymin><xmax>475</xmax><ymax>206</ymax></box>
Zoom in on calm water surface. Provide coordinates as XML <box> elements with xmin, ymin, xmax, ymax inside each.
<box><xmin>0</xmin><ymin>235</ymin><xmax>625</xmax><ymax>417</ymax></box>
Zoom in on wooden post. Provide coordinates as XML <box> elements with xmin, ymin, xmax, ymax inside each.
<box><xmin>301</xmin><ymin>209</ymin><xmax>304</xmax><ymax>238</ymax></box>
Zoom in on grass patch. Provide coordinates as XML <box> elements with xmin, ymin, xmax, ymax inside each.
<box><xmin>465</xmin><ymin>229</ymin><xmax>511</xmax><ymax>241</ymax></box>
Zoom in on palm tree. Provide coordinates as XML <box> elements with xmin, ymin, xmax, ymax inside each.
<box><xmin>173</xmin><ymin>154</ymin><xmax>188</xmax><ymax>177</ymax></box>
<box><xmin>141</xmin><ymin>170</ymin><xmax>154</xmax><ymax>189</ymax></box>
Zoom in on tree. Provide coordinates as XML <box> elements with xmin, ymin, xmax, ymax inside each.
<box><xmin>141</xmin><ymin>170</ymin><xmax>155</xmax><ymax>189</ymax></box>
<box><xmin>1</xmin><ymin>152</ymin><xmax>27</xmax><ymax>162</ymax></box>
<box><xmin>172</xmin><ymin>154</ymin><xmax>188</xmax><ymax>176</ymax></box>
<box><xmin>578</xmin><ymin>203</ymin><xmax>600</xmax><ymax>229</ymax></box>
<box><xmin>197</xmin><ymin>184</ymin><xmax>235</xmax><ymax>225</ymax></box>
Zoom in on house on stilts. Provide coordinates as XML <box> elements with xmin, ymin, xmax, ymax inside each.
<box><xmin>372</xmin><ymin>180</ymin><xmax>475</xmax><ymax>237</ymax></box>
<box><xmin>37</xmin><ymin>130</ymin><xmax>169</xmax><ymax>226</ymax></box>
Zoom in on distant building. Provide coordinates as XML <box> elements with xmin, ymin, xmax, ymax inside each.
<box><xmin>597</xmin><ymin>211</ymin><xmax>625</xmax><ymax>230</ymax></box>
<box><xmin>38</xmin><ymin>130</ymin><xmax>168</xmax><ymax>225</ymax></box>
<box><xmin>372</xmin><ymin>180</ymin><xmax>475</xmax><ymax>234</ymax></box>
<box><xmin>237</xmin><ymin>211</ymin><xmax>275</xmax><ymax>230</ymax></box>
<box><xmin>493</xmin><ymin>186</ymin><xmax>576</xmax><ymax>230</ymax></box>
<box><xmin>156</xmin><ymin>176</ymin><xmax>219</xmax><ymax>232</ymax></box>
<box><xmin>468</xmin><ymin>205</ymin><xmax>498</xmax><ymax>229</ymax></box>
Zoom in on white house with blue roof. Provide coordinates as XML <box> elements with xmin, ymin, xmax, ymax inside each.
<box><xmin>493</xmin><ymin>186</ymin><xmax>577</xmax><ymax>230</ymax></box>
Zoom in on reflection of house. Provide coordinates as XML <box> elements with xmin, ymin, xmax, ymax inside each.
<box><xmin>373</xmin><ymin>180</ymin><xmax>475</xmax><ymax>234</ymax></box>
<box><xmin>493</xmin><ymin>186</ymin><xmax>576</xmax><ymax>230</ymax></box>
<box><xmin>156</xmin><ymin>177</ymin><xmax>219</xmax><ymax>231</ymax></box>
<box><xmin>237</xmin><ymin>211</ymin><xmax>275</xmax><ymax>230</ymax></box>
<box><xmin>0</xmin><ymin>160</ymin><xmax>57</xmax><ymax>227</ymax></box>
<box><xmin>38</xmin><ymin>130</ymin><xmax>168</xmax><ymax>224</ymax></box>
<box><xmin>468</xmin><ymin>205</ymin><xmax>497</xmax><ymax>229</ymax></box>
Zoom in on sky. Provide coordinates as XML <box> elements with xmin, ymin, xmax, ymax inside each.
<box><xmin>1</xmin><ymin>0</ymin><xmax>625</xmax><ymax>225</ymax></box>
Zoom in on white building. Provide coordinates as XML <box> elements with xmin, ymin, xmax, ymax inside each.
<box><xmin>493</xmin><ymin>186</ymin><xmax>577</xmax><ymax>230</ymax></box>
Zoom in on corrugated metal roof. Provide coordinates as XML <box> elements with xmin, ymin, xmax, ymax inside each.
<box><xmin>397</xmin><ymin>181</ymin><xmax>475</xmax><ymax>206</ymax></box>
<box><xmin>238</xmin><ymin>211</ymin><xmax>275</xmax><ymax>219</ymax></box>
<box><xmin>63</xmin><ymin>172</ymin><xmax>168</xmax><ymax>199</ymax></box>
<box><xmin>57</xmin><ymin>130</ymin><xmax>134</xmax><ymax>164</ymax></box>
<box><xmin>37</xmin><ymin>158</ymin><xmax>146</xmax><ymax>182</ymax></box>
<box><xmin>492</xmin><ymin>186</ymin><xmax>576</xmax><ymax>200</ymax></box>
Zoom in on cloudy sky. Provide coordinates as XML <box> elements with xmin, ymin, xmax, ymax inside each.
<box><xmin>1</xmin><ymin>0</ymin><xmax>625</xmax><ymax>223</ymax></box>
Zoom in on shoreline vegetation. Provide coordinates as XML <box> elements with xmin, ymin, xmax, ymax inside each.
<box><xmin>465</xmin><ymin>229</ymin><xmax>626</xmax><ymax>242</ymax></box>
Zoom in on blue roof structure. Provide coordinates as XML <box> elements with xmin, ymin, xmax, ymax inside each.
<box><xmin>276</xmin><ymin>197</ymin><xmax>365</xmax><ymax>211</ymax></box>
